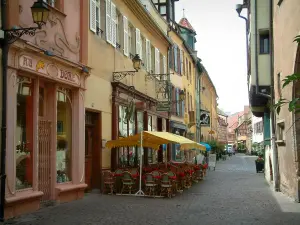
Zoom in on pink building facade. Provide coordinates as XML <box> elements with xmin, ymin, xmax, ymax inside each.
<box><xmin>5</xmin><ymin>0</ymin><xmax>88</xmax><ymax>218</ymax></box>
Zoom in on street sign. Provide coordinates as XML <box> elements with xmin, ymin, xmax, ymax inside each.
<box><xmin>157</xmin><ymin>101</ymin><xmax>170</xmax><ymax>111</ymax></box>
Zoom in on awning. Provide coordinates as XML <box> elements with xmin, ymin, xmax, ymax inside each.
<box><xmin>105</xmin><ymin>131</ymin><xmax>206</xmax><ymax>151</ymax></box>
<box><xmin>200</xmin><ymin>142</ymin><xmax>211</xmax><ymax>151</ymax></box>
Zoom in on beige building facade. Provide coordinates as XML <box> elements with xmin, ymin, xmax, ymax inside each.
<box><xmin>85</xmin><ymin>0</ymin><xmax>171</xmax><ymax>179</ymax></box>
<box><xmin>273</xmin><ymin>0</ymin><xmax>300</xmax><ymax>201</ymax></box>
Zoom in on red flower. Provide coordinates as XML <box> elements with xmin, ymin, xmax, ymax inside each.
<box><xmin>169</xmin><ymin>176</ymin><xmax>177</xmax><ymax>180</ymax></box>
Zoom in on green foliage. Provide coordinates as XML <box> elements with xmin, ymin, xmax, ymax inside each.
<box><xmin>207</xmin><ymin>140</ymin><xmax>225</xmax><ymax>154</ymax></box>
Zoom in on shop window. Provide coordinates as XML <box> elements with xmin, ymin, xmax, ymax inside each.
<box><xmin>56</xmin><ymin>88</ymin><xmax>73</xmax><ymax>183</ymax></box>
<box><xmin>118</xmin><ymin>105</ymin><xmax>137</xmax><ymax>166</ymax></box>
<box><xmin>15</xmin><ymin>77</ymin><xmax>34</xmax><ymax>190</ymax></box>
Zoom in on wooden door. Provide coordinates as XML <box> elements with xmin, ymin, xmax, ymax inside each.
<box><xmin>85</xmin><ymin>126</ymin><xmax>93</xmax><ymax>190</ymax></box>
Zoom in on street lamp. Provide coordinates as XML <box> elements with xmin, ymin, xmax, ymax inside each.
<box><xmin>113</xmin><ymin>54</ymin><xmax>142</xmax><ymax>81</ymax></box>
<box><xmin>5</xmin><ymin>0</ymin><xmax>49</xmax><ymax>44</ymax></box>
<box><xmin>31</xmin><ymin>0</ymin><xmax>50</xmax><ymax>28</ymax></box>
<box><xmin>179</xmin><ymin>90</ymin><xmax>185</xmax><ymax>102</ymax></box>
<box><xmin>132</xmin><ymin>54</ymin><xmax>142</xmax><ymax>72</ymax></box>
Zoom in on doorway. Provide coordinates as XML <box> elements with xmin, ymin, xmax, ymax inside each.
<box><xmin>85</xmin><ymin>111</ymin><xmax>101</xmax><ymax>191</ymax></box>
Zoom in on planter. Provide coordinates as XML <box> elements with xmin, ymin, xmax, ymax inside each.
<box><xmin>255</xmin><ymin>161</ymin><xmax>264</xmax><ymax>173</ymax></box>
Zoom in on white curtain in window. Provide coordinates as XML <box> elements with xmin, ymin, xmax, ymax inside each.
<box><xmin>111</xmin><ymin>3</ymin><xmax>117</xmax><ymax>47</ymax></box>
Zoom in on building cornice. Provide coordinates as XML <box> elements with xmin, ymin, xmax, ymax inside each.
<box><xmin>124</xmin><ymin>0</ymin><xmax>172</xmax><ymax>46</ymax></box>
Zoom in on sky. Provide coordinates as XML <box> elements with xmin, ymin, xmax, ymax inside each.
<box><xmin>175</xmin><ymin>0</ymin><xmax>248</xmax><ymax>114</ymax></box>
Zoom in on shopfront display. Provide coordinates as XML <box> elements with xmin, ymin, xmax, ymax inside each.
<box><xmin>5</xmin><ymin>50</ymin><xmax>88</xmax><ymax>218</ymax></box>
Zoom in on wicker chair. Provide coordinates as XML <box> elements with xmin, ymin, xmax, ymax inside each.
<box><xmin>102</xmin><ymin>171</ymin><xmax>115</xmax><ymax>194</ymax></box>
<box><xmin>167</xmin><ymin>171</ymin><xmax>177</xmax><ymax>195</ymax></box>
<box><xmin>144</xmin><ymin>173</ymin><xmax>157</xmax><ymax>196</ymax></box>
<box><xmin>160</xmin><ymin>173</ymin><xmax>173</xmax><ymax>198</ymax></box>
<box><xmin>121</xmin><ymin>171</ymin><xmax>135</xmax><ymax>194</ymax></box>
<box><xmin>114</xmin><ymin>168</ymin><xmax>123</xmax><ymax>193</ymax></box>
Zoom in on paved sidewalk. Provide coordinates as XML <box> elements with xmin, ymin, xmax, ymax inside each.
<box><xmin>5</xmin><ymin>155</ymin><xmax>300</xmax><ymax>225</ymax></box>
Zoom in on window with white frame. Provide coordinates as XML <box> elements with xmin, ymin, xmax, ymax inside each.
<box><xmin>116</xmin><ymin>10</ymin><xmax>122</xmax><ymax>50</ymax></box>
<box><xmin>135</xmin><ymin>28</ymin><xmax>142</xmax><ymax>60</ymax></box>
<box><xmin>146</xmin><ymin>39</ymin><xmax>151</xmax><ymax>72</ymax></box>
<box><xmin>141</xmin><ymin>36</ymin><xmax>146</xmax><ymax>67</ymax></box>
<box><xmin>155</xmin><ymin>48</ymin><xmax>160</xmax><ymax>75</ymax></box>
<box><xmin>123</xmin><ymin>16</ymin><xmax>129</xmax><ymax>56</ymax></box>
<box><xmin>151</xmin><ymin>46</ymin><xmax>155</xmax><ymax>73</ymax></box>
<box><xmin>128</xmin><ymin>23</ymin><xmax>134</xmax><ymax>57</ymax></box>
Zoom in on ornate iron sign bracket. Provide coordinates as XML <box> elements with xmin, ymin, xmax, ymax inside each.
<box><xmin>112</xmin><ymin>71</ymin><xmax>136</xmax><ymax>82</ymax></box>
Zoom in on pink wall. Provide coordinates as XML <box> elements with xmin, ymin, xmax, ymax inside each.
<box><xmin>19</xmin><ymin>0</ymin><xmax>81</xmax><ymax>62</ymax></box>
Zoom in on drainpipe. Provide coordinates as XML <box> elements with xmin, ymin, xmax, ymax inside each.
<box><xmin>269</xmin><ymin>0</ymin><xmax>280</xmax><ymax>192</ymax></box>
<box><xmin>0</xmin><ymin>0</ymin><xmax>7</xmax><ymax>221</ymax></box>
<box><xmin>237</xmin><ymin>3</ymin><xmax>252</xmax><ymax>109</ymax></box>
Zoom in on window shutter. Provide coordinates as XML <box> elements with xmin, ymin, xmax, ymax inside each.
<box><xmin>168</xmin><ymin>47</ymin><xmax>173</xmax><ymax>70</ymax></box>
<box><xmin>123</xmin><ymin>16</ymin><xmax>129</xmax><ymax>56</ymax></box>
<box><xmin>182</xmin><ymin>96</ymin><xmax>185</xmax><ymax>117</ymax></box>
<box><xmin>106</xmin><ymin>0</ymin><xmax>112</xmax><ymax>43</ymax></box>
<box><xmin>176</xmin><ymin>88</ymin><xmax>179</xmax><ymax>115</ymax></box>
<box><xmin>89</xmin><ymin>0</ymin><xmax>97</xmax><ymax>33</ymax></box>
<box><xmin>174</xmin><ymin>46</ymin><xmax>178</xmax><ymax>73</ymax></box>
<box><xmin>172</xmin><ymin>87</ymin><xmax>176</xmax><ymax>114</ymax></box>
<box><xmin>111</xmin><ymin>3</ymin><xmax>117</xmax><ymax>47</ymax></box>
<box><xmin>140</xmin><ymin>36</ymin><xmax>143</xmax><ymax>60</ymax></box>
<box><xmin>180</xmin><ymin>50</ymin><xmax>183</xmax><ymax>75</ymax></box>
<box><xmin>163</xmin><ymin>56</ymin><xmax>167</xmax><ymax>75</ymax></box>
<box><xmin>145</xmin><ymin>39</ymin><xmax>149</xmax><ymax>71</ymax></box>
<box><xmin>136</xmin><ymin>28</ymin><xmax>141</xmax><ymax>58</ymax></box>
<box><xmin>155</xmin><ymin>48</ymin><xmax>160</xmax><ymax>74</ymax></box>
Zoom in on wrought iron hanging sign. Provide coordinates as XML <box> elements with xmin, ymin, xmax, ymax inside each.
<box><xmin>200</xmin><ymin>110</ymin><xmax>210</xmax><ymax>126</ymax></box>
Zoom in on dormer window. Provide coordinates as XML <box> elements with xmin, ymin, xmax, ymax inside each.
<box><xmin>152</xmin><ymin>0</ymin><xmax>175</xmax><ymax>22</ymax></box>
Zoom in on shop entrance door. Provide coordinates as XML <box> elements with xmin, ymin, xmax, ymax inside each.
<box><xmin>85</xmin><ymin>111</ymin><xmax>101</xmax><ymax>191</ymax></box>
<box><xmin>38</xmin><ymin>85</ymin><xmax>52</xmax><ymax>202</ymax></box>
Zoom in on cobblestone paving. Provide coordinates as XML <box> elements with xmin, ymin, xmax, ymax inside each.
<box><xmin>6</xmin><ymin>155</ymin><xmax>300</xmax><ymax>225</ymax></box>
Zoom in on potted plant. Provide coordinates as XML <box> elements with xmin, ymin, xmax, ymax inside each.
<box><xmin>255</xmin><ymin>155</ymin><xmax>264</xmax><ymax>173</ymax></box>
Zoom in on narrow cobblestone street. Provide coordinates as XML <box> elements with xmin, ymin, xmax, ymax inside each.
<box><xmin>6</xmin><ymin>155</ymin><xmax>300</xmax><ymax>225</ymax></box>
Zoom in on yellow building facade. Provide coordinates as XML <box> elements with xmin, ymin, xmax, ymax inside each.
<box><xmin>200</xmin><ymin>69</ymin><xmax>218</xmax><ymax>142</ymax></box>
<box><xmin>84</xmin><ymin>0</ymin><xmax>171</xmax><ymax>189</ymax></box>
<box><xmin>168</xmin><ymin>24</ymin><xmax>197</xmax><ymax>160</ymax></box>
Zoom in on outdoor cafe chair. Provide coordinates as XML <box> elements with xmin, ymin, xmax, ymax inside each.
<box><xmin>121</xmin><ymin>171</ymin><xmax>135</xmax><ymax>194</ymax></box>
<box><xmin>102</xmin><ymin>171</ymin><xmax>115</xmax><ymax>195</ymax></box>
<box><xmin>160</xmin><ymin>173</ymin><xmax>173</xmax><ymax>198</ymax></box>
<box><xmin>144</xmin><ymin>173</ymin><xmax>158</xmax><ymax>196</ymax></box>
<box><xmin>114</xmin><ymin>168</ymin><xmax>123</xmax><ymax>193</ymax></box>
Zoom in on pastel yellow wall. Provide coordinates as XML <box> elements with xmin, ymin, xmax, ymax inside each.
<box><xmin>169</xmin><ymin>31</ymin><xmax>196</xmax><ymax>139</ymax></box>
<box><xmin>85</xmin><ymin>0</ymin><xmax>169</xmax><ymax>169</ymax></box>
<box><xmin>200</xmin><ymin>72</ymin><xmax>217</xmax><ymax>141</ymax></box>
